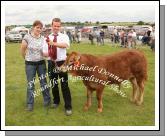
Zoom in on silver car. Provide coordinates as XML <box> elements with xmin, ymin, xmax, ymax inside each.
<box><xmin>5</xmin><ymin>31</ymin><xmax>22</xmax><ymax>42</ymax></box>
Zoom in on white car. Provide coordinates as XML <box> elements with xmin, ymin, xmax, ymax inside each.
<box><xmin>5</xmin><ymin>31</ymin><xmax>22</xmax><ymax>42</ymax></box>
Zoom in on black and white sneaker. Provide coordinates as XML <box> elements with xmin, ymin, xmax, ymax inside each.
<box><xmin>65</xmin><ymin>109</ymin><xmax>72</xmax><ymax>116</ymax></box>
<box><xmin>51</xmin><ymin>104</ymin><xmax>59</xmax><ymax>109</ymax></box>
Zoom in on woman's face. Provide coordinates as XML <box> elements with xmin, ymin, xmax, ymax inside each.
<box><xmin>33</xmin><ymin>25</ymin><xmax>42</xmax><ymax>35</ymax></box>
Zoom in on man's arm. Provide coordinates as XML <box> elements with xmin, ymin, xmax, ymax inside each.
<box><xmin>53</xmin><ymin>42</ymin><xmax>68</xmax><ymax>48</ymax></box>
<box><xmin>20</xmin><ymin>40</ymin><xmax>27</xmax><ymax>59</ymax></box>
<box><xmin>48</xmin><ymin>35</ymin><xmax>70</xmax><ymax>48</ymax></box>
<box><xmin>48</xmin><ymin>41</ymin><xmax>68</xmax><ymax>48</ymax></box>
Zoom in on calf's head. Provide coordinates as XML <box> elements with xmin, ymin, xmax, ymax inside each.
<box><xmin>60</xmin><ymin>52</ymin><xmax>81</xmax><ymax>72</ymax></box>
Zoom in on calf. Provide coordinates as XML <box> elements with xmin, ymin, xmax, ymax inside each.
<box><xmin>61</xmin><ymin>50</ymin><xmax>147</xmax><ymax>112</ymax></box>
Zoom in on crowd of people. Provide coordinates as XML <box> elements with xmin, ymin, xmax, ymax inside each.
<box><xmin>48</xmin><ymin>25</ymin><xmax>155</xmax><ymax>52</ymax></box>
<box><xmin>87</xmin><ymin>27</ymin><xmax>155</xmax><ymax>52</ymax></box>
<box><xmin>66</xmin><ymin>30</ymin><xmax>82</xmax><ymax>43</ymax></box>
<box><xmin>88</xmin><ymin>29</ymin><xmax>105</xmax><ymax>46</ymax></box>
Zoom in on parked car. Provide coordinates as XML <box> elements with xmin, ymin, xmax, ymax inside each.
<box><xmin>5</xmin><ymin>31</ymin><xmax>22</xmax><ymax>42</ymax></box>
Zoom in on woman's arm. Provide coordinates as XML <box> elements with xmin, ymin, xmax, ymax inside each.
<box><xmin>20</xmin><ymin>40</ymin><xmax>27</xmax><ymax>59</ymax></box>
<box><xmin>42</xmin><ymin>40</ymin><xmax>49</xmax><ymax>57</ymax></box>
<box><xmin>42</xmin><ymin>51</ymin><xmax>48</xmax><ymax>57</ymax></box>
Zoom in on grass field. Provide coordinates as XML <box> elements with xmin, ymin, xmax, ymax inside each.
<box><xmin>5</xmin><ymin>41</ymin><xmax>155</xmax><ymax>126</ymax></box>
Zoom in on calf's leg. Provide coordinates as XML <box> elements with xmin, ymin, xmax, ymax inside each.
<box><xmin>136</xmin><ymin>80</ymin><xmax>145</xmax><ymax>105</ymax></box>
<box><xmin>129</xmin><ymin>77</ymin><xmax>138</xmax><ymax>103</ymax></box>
<box><xmin>84</xmin><ymin>88</ymin><xmax>93</xmax><ymax>111</ymax></box>
<box><xmin>96</xmin><ymin>89</ymin><xmax>104</xmax><ymax>113</ymax></box>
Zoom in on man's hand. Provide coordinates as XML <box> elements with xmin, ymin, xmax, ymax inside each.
<box><xmin>48</xmin><ymin>40</ymin><xmax>55</xmax><ymax>46</ymax></box>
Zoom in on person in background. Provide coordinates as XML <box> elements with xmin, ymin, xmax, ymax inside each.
<box><xmin>120</xmin><ymin>29</ymin><xmax>125</xmax><ymax>47</ymax></box>
<box><xmin>150</xmin><ymin>26</ymin><xmax>155</xmax><ymax>52</ymax></box>
<box><xmin>110</xmin><ymin>31</ymin><xmax>114</xmax><ymax>44</ymax></box>
<box><xmin>71</xmin><ymin>30</ymin><xmax>76</xmax><ymax>43</ymax></box>
<box><xmin>113</xmin><ymin>27</ymin><xmax>119</xmax><ymax>43</ymax></box>
<box><xmin>124</xmin><ymin>30</ymin><xmax>128</xmax><ymax>48</ymax></box>
<box><xmin>147</xmin><ymin>27</ymin><xmax>152</xmax><ymax>44</ymax></box>
<box><xmin>132</xmin><ymin>29</ymin><xmax>137</xmax><ymax>48</ymax></box>
<box><xmin>127</xmin><ymin>30</ymin><xmax>133</xmax><ymax>49</ymax></box>
<box><xmin>76</xmin><ymin>30</ymin><xmax>82</xmax><ymax>43</ymax></box>
<box><xmin>66</xmin><ymin>30</ymin><xmax>72</xmax><ymax>43</ymax></box>
<box><xmin>95</xmin><ymin>29</ymin><xmax>101</xmax><ymax>46</ymax></box>
<box><xmin>100</xmin><ymin>29</ymin><xmax>105</xmax><ymax>45</ymax></box>
<box><xmin>142</xmin><ymin>31</ymin><xmax>148</xmax><ymax>45</ymax></box>
<box><xmin>20</xmin><ymin>20</ymin><xmax>51</xmax><ymax>111</ymax></box>
<box><xmin>88</xmin><ymin>31</ymin><xmax>94</xmax><ymax>45</ymax></box>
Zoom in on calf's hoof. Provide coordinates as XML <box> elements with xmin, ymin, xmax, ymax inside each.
<box><xmin>97</xmin><ymin>108</ymin><xmax>103</xmax><ymax>113</ymax></box>
<box><xmin>83</xmin><ymin>105</ymin><xmax>89</xmax><ymax>112</ymax></box>
<box><xmin>135</xmin><ymin>100</ymin><xmax>143</xmax><ymax>106</ymax></box>
<box><xmin>130</xmin><ymin>98</ymin><xmax>137</xmax><ymax>103</ymax></box>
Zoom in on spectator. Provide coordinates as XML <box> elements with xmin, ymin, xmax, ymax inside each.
<box><xmin>110</xmin><ymin>31</ymin><xmax>114</xmax><ymax>44</ymax></box>
<box><xmin>114</xmin><ymin>28</ymin><xmax>119</xmax><ymax>43</ymax></box>
<box><xmin>88</xmin><ymin>31</ymin><xmax>94</xmax><ymax>45</ymax></box>
<box><xmin>147</xmin><ymin>27</ymin><xmax>152</xmax><ymax>45</ymax></box>
<box><xmin>100</xmin><ymin>29</ymin><xmax>105</xmax><ymax>45</ymax></box>
<box><xmin>128</xmin><ymin>30</ymin><xmax>133</xmax><ymax>49</ymax></box>
<box><xmin>71</xmin><ymin>30</ymin><xmax>76</xmax><ymax>43</ymax></box>
<box><xmin>150</xmin><ymin>26</ymin><xmax>155</xmax><ymax>52</ymax></box>
<box><xmin>66</xmin><ymin>30</ymin><xmax>72</xmax><ymax>43</ymax></box>
<box><xmin>120</xmin><ymin>29</ymin><xmax>125</xmax><ymax>47</ymax></box>
<box><xmin>76</xmin><ymin>30</ymin><xmax>82</xmax><ymax>43</ymax></box>
<box><xmin>124</xmin><ymin>30</ymin><xmax>128</xmax><ymax>48</ymax></box>
<box><xmin>132</xmin><ymin>30</ymin><xmax>137</xmax><ymax>48</ymax></box>
<box><xmin>142</xmin><ymin>31</ymin><xmax>148</xmax><ymax>44</ymax></box>
<box><xmin>95</xmin><ymin>29</ymin><xmax>101</xmax><ymax>46</ymax></box>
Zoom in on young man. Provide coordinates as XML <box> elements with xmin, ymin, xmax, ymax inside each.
<box><xmin>47</xmin><ymin>18</ymin><xmax>72</xmax><ymax>116</ymax></box>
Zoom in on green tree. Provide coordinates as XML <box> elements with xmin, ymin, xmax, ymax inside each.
<box><xmin>96</xmin><ymin>21</ymin><xmax>100</xmax><ymax>25</ymax></box>
<box><xmin>137</xmin><ymin>21</ymin><xmax>145</xmax><ymax>25</ymax></box>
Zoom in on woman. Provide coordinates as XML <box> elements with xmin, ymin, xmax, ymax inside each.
<box><xmin>20</xmin><ymin>20</ymin><xmax>51</xmax><ymax>111</ymax></box>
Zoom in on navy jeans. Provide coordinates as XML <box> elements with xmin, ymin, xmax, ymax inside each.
<box><xmin>25</xmin><ymin>62</ymin><xmax>51</xmax><ymax>107</ymax></box>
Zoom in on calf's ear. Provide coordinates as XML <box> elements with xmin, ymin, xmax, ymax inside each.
<box><xmin>75</xmin><ymin>53</ymin><xmax>81</xmax><ymax>61</ymax></box>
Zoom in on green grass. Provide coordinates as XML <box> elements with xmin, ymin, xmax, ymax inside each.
<box><xmin>5</xmin><ymin>41</ymin><xmax>155</xmax><ymax>126</ymax></box>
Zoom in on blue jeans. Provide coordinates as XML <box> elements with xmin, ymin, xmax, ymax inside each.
<box><xmin>25</xmin><ymin>62</ymin><xmax>51</xmax><ymax>107</ymax></box>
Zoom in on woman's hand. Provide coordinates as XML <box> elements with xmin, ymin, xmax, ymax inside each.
<box><xmin>42</xmin><ymin>52</ymin><xmax>48</xmax><ymax>57</ymax></box>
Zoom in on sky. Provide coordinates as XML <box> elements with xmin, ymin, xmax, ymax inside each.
<box><xmin>5</xmin><ymin>4</ymin><xmax>155</xmax><ymax>26</ymax></box>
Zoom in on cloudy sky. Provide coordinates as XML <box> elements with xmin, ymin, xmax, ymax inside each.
<box><xmin>5</xmin><ymin>4</ymin><xmax>155</xmax><ymax>25</ymax></box>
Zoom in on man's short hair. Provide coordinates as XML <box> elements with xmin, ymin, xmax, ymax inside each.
<box><xmin>52</xmin><ymin>18</ymin><xmax>61</xmax><ymax>25</ymax></box>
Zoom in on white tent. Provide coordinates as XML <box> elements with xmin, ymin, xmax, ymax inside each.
<box><xmin>11</xmin><ymin>26</ymin><xmax>29</xmax><ymax>33</ymax></box>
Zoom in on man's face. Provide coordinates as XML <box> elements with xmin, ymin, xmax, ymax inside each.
<box><xmin>52</xmin><ymin>21</ymin><xmax>61</xmax><ymax>34</ymax></box>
